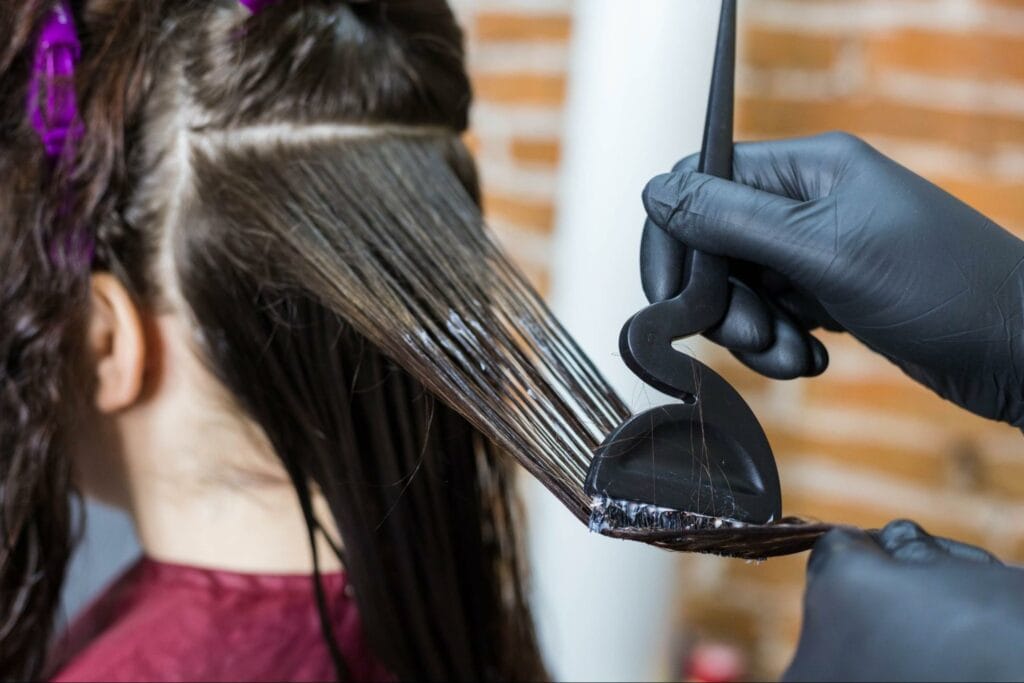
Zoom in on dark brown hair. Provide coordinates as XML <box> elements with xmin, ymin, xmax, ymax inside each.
<box><xmin>0</xmin><ymin>0</ymin><xmax>587</xmax><ymax>678</ymax></box>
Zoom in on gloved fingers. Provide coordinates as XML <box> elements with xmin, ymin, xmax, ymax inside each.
<box><xmin>640</xmin><ymin>220</ymin><xmax>831</xmax><ymax>357</ymax></box>
<box><xmin>640</xmin><ymin>218</ymin><xmax>687</xmax><ymax>302</ymax></box>
<box><xmin>730</xmin><ymin>304</ymin><xmax>828</xmax><ymax>379</ymax></box>
<box><xmin>876</xmin><ymin>520</ymin><xmax>954</xmax><ymax>563</ymax></box>
<box><xmin>773</xmin><ymin>287</ymin><xmax>845</xmax><ymax>332</ymax></box>
<box><xmin>877</xmin><ymin>519</ymin><xmax>1002</xmax><ymax>565</ymax></box>
<box><xmin>647</xmin><ymin>132</ymin><xmax>859</xmax><ymax>302</ymax></box>
<box><xmin>703</xmin><ymin>279</ymin><xmax>775</xmax><ymax>352</ymax></box>
<box><xmin>641</xmin><ymin>147</ymin><xmax>705</xmax><ymax>304</ymax></box>
<box><xmin>809</xmin><ymin>334</ymin><xmax>829</xmax><ymax>374</ymax></box>
<box><xmin>668</xmin><ymin>132</ymin><xmax>854</xmax><ymax>201</ymax></box>
<box><xmin>729</xmin><ymin>133</ymin><xmax>865</xmax><ymax>201</ymax></box>
<box><xmin>806</xmin><ymin>526</ymin><xmax>887</xmax><ymax>582</ymax></box>
<box><xmin>639</xmin><ymin>230</ymin><xmax>780</xmax><ymax>354</ymax></box>
<box><xmin>730</xmin><ymin>263</ymin><xmax>846</xmax><ymax>332</ymax></box>
<box><xmin>643</xmin><ymin>170</ymin><xmax>836</xmax><ymax>282</ymax></box>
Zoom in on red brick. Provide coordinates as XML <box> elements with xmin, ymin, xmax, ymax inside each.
<box><xmin>482</xmin><ymin>192</ymin><xmax>556</xmax><ymax>234</ymax></box>
<box><xmin>973</xmin><ymin>448</ymin><xmax>1024</xmax><ymax>500</ymax></box>
<box><xmin>767</xmin><ymin>426</ymin><xmax>946</xmax><ymax>487</ymax></box>
<box><xmin>737</xmin><ymin>95</ymin><xmax>1024</xmax><ymax>153</ymax></box>
<box><xmin>472</xmin><ymin>73</ymin><xmax>566</xmax><ymax>106</ymax></box>
<box><xmin>802</xmin><ymin>375</ymin><xmax>991</xmax><ymax>431</ymax></box>
<box><xmin>474</xmin><ymin>12</ymin><xmax>571</xmax><ymax>43</ymax></box>
<box><xmin>509</xmin><ymin>137</ymin><xmax>561</xmax><ymax>166</ymax></box>
<box><xmin>866</xmin><ymin>29</ymin><xmax>1024</xmax><ymax>82</ymax></box>
<box><xmin>743</xmin><ymin>27</ymin><xmax>843</xmax><ymax>71</ymax></box>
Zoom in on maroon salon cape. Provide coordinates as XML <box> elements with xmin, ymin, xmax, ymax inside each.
<box><xmin>50</xmin><ymin>557</ymin><xmax>390</xmax><ymax>682</ymax></box>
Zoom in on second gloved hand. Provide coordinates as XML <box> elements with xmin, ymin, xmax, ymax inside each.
<box><xmin>785</xmin><ymin>521</ymin><xmax>1024</xmax><ymax>682</ymax></box>
<box><xmin>642</xmin><ymin>131</ymin><xmax>1024</xmax><ymax>427</ymax></box>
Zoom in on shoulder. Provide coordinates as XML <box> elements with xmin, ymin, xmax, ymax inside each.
<box><xmin>50</xmin><ymin>578</ymin><xmax>221</xmax><ymax>682</ymax></box>
<box><xmin>49</xmin><ymin>560</ymin><xmax>353</xmax><ymax>682</ymax></box>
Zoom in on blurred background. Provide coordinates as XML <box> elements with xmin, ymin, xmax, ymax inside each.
<box><xmin>64</xmin><ymin>0</ymin><xmax>1024</xmax><ymax>681</ymax></box>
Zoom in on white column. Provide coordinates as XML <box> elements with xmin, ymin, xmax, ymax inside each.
<box><xmin>526</xmin><ymin>1</ymin><xmax>722</xmax><ymax>681</ymax></box>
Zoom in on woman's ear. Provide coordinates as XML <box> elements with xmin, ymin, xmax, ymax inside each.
<box><xmin>89</xmin><ymin>273</ymin><xmax>147</xmax><ymax>413</ymax></box>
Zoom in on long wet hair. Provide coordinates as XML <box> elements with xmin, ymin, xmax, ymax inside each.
<box><xmin>0</xmin><ymin>0</ymin><xmax>594</xmax><ymax>678</ymax></box>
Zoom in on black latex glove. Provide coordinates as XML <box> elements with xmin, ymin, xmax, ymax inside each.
<box><xmin>641</xmin><ymin>132</ymin><xmax>1024</xmax><ymax>427</ymax></box>
<box><xmin>784</xmin><ymin>520</ymin><xmax>1024</xmax><ymax>682</ymax></box>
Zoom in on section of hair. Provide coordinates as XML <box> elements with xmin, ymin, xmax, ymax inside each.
<box><xmin>0</xmin><ymin>151</ymin><xmax>82</xmax><ymax>681</ymax></box>
<box><xmin>186</xmin><ymin>133</ymin><xmax>629</xmax><ymax>520</ymax></box>
<box><xmin>0</xmin><ymin>1</ymin><xmax>86</xmax><ymax>678</ymax></box>
<box><xmin>182</xmin><ymin>279</ymin><xmax>544</xmax><ymax>679</ymax></box>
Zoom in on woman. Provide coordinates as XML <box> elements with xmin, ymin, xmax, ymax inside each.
<box><xmin>0</xmin><ymin>0</ymin><xmax>607</xmax><ymax>679</ymax></box>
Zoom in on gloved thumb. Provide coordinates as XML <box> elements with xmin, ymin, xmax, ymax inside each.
<box><xmin>643</xmin><ymin>170</ymin><xmax>836</xmax><ymax>286</ymax></box>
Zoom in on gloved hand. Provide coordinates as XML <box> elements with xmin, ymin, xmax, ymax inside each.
<box><xmin>641</xmin><ymin>132</ymin><xmax>1024</xmax><ymax>427</ymax></box>
<box><xmin>784</xmin><ymin>520</ymin><xmax>1024</xmax><ymax>682</ymax></box>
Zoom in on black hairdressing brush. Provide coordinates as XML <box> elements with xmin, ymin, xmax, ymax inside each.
<box><xmin>585</xmin><ymin>0</ymin><xmax>782</xmax><ymax>534</ymax></box>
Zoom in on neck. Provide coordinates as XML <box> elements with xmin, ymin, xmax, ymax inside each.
<box><xmin>128</xmin><ymin>467</ymin><xmax>344</xmax><ymax>575</ymax></box>
<box><xmin>108</xmin><ymin>313</ymin><xmax>343</xmax><ymax>574</ymax></box>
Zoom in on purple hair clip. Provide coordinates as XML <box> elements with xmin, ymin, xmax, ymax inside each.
<box><xmin>27</xmin><ymin>1</ymin><xmax>84</xmax><ymax>158</ymax></box>
<box><xmin>239</xmin><ymin>0</ymin><xmax>280</xmax><ymax>13</ymax></box>
<box><xmin>240</xmin><ymin>1</ymin><xmax>375</xmax><ymax>18</ymax></box>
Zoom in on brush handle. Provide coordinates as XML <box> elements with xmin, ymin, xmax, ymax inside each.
<box><xmin>684</xmin><ymin>0</ymin><xmax>735</xmax><ymax>326</ymax></box>
<box><xmin>700</xmin><ymin>0</ymin><xmax>736</xmax><ymax>180</ymax></box>
<box><xmin>622</xmin><ymin>0</ymin><xmax>737</xmax><ymax>387</ymax></box>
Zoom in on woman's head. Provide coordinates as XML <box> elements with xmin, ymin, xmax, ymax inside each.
<box><xmin>2</xmin><ymin>1</ymin><xmax>570</xmax><ymax>679</ymax></box>
<box><xmin>69</xmin><ymin>0</ymin><xmax>479</xmax><ymax>505</ymax></box>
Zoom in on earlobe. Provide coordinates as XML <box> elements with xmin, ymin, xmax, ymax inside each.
<box><xmin>89</xmin><ymin>273</ymin><xmax>147</xmax><ymax>413</ymax></box>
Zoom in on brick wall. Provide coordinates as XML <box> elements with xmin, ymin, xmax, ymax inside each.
<box><xmin>453</xmin><ymin>0</ymin><xmax>572</xmax><ymax>297</ymax></box>
<box><xmin>682</xmin><ymin>1</ymin><xmax>1024</xmax><ymax>679</ymax></box>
